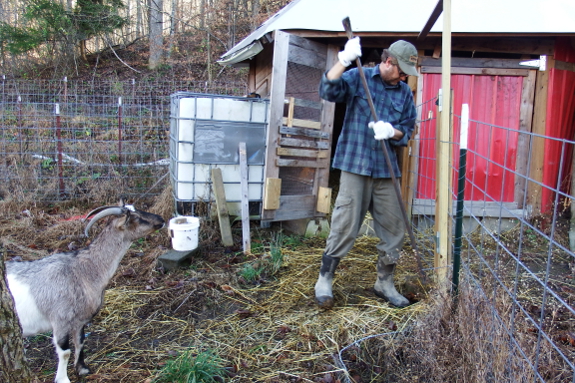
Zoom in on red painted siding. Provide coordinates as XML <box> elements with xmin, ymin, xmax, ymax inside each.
<box><xmin>540</xmin><ymin>38</ymin><xmax>575</xmax><ymax>213</ymax></box>
<box><xmin>541</xmin><ymin>69</ymin><xmax>575</xmax><ymax>212</ymax></box>
<box><xmin>417</xmin><ymin>73</ymin><xmax>522</xmax><ymax>202</ymax></box>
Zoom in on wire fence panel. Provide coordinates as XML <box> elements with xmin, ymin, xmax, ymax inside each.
<box><xmin>0</xmin><ymin>78</ymin><xmax>248</xmax><ymax>201</ymax></box>
<box><xmin>1</xmin><ymin>79</ymin><xmax>573</xmax><ymax>381</ymax></box>
<box><xmin>408</xmin><ymin>97</ymin><xmax>575</xmax><ymax>382</ymax></box>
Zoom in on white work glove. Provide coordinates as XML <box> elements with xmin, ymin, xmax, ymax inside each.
<box><xmin>338</xmin><ymin>37</ymin><xmax>362</xmax><ymax>67</ymax></box>
<box><xmin>369</xmin><ymin>121</ymin><xmax>395</xmax><ymax>140</ymax></box>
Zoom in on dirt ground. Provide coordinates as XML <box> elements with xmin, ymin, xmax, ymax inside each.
<box><xmin>3</xmin><ymin>192</ymin><xmax>574</xmax><ymax>383</ymax></box>
<box><xmin>1</xmin><ymin>193</ymin><xmax>431</xmax><ymax>383</ymax></box>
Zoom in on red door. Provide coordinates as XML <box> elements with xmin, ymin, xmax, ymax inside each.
<box><xmin>416</xmin><ymin>73</ymin><xmax>524</xmax><ymax>202</ymax></box>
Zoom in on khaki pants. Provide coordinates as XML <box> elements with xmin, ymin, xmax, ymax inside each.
<box><xmin>324</xmin><ymin>171</ymin><xmax>405</xmax><ymax>265</ymax></box>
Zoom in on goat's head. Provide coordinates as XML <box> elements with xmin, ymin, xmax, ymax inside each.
<box><xmin>84</xmin><ymin>201</ymin><xmax>165</xmax><ymax>239</ymax></box>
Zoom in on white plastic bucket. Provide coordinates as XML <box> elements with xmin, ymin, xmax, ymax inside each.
<box><xmin>169</xmin><ymin>216</ymin><xmax>200</xmax><ymax>251</ymax></box>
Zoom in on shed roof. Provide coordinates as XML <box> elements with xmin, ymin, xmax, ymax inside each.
<box><xmin>218</xmin><ymin>0</ymin><xmax>575</xmax><ymax>65</ymax></box>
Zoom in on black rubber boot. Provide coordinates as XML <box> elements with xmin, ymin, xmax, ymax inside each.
<box><xmin>374</xmin><ymin>257</ymin><xmax>410</xmax><ymax>308</ymax></box>
<box><xmin>314</xmin><ymin>253</ymin><xmax>340</xmax><ymax>309</ymax></box>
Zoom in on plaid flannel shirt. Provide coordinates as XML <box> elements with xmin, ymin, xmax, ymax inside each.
<box><xmin>319</xmin><ymin>65</ymin><xmax>416</xmax><ymax>178</ymax></box>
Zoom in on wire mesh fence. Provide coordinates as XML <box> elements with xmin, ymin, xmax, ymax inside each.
<box><xmin>1</xmin><ymin>78</ymin><xmax>574</xmax><ymax>381</ymax></box>
<box><xmin>0</xmin><ymin>77</ymin><xmax>248</xmax><ymax>201</ymax></box>
<box><xmin>407</xmin><ymin>97</ymin><xmax>575</xmax><ymax>382</ymax></box>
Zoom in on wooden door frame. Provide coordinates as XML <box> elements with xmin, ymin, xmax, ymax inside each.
<box><xmin>408</xmin><ymin>66</ymin><xmax>537</xmax><ymax>218</ymax></box>
<box><xmin>261</xmin><ymin>31</ymin><xmax>339</xmax><ymax>222</ymax></box>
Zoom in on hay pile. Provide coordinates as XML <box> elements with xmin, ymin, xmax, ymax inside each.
<box><xmin>3</xmin><ymin>189</ymin><xmax>572</xmax><ymax>382</ymax></box>
<box><xmin>0</xmin><ymin>189</ymin><xmax>432</xmax><ymax>382</ymax></box>
<box><xmin>73</xmin><ymin>238</ymin><xmax>430</xmax><ymax>382</ymax></box>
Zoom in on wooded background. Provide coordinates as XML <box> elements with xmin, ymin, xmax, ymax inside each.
<box><xmin>0</xmin><ymin>0</ymin><xmax>293</xmax><ymax>80</ymax></box>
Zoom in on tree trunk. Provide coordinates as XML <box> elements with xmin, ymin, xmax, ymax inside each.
<box><xmin>136</xmin><ymin>0</ymin><xmax>143</xmax><ymax>38</ymax></box>
<box><xmin>79</xmin><ymin>40</ymin><xmax>88</xmax><ymax>62</ymax></box>
<box><xmin>167</xmin><ymin>0</ymin><xmax>177</xmax><ymax>59</ymax></box>
<box><xmin>251</xmin><ymin>0</ymin><xmax>260</xmax><ymax>31</ymax></box>
<box><xmin>199</xmin><ymin>0</ymin><xmax>205</xmax><ymax>28</ymax></box>
<box><xmin>0</xmin><ymin>250</ymin><xmax>34</xmax><ymax>383</ymax></box>
<box><xmin>148</xmin><ymin>0</ymin><xmax>164</xmax><ymax>69</ymax></box>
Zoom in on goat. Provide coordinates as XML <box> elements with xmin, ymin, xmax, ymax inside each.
<box><xmin>6</xmin><ymin>201</ymin><xmax>165</xmax><ymax>383</ymax></box>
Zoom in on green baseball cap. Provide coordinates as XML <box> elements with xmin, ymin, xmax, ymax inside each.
<box><xmin>389</xmin><ymin>40</ymin><xmax>419</xmax><ymax>77</ymax></box>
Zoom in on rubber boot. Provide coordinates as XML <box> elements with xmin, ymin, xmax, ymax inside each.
<box><xmin>314</xmin><ymin>253</ymin><xmax>340</xmax><ymax>309</ymax></box>
<box><xmin>374</xmin><ymin>256</ymin><xmax>410</xmax><ymax>308</ymax></box>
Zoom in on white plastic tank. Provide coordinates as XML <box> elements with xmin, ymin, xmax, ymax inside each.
<box><xmin>169</xmin><ymin>92</ymin><xmax>269</xmax><ymax>206</ymax></box>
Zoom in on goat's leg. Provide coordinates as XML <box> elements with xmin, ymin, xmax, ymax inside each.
<box><xmin>72</xmin><ymin>325</ymin><xmax>91</xmax><ymax>376</ymax></box>
<box><xmin>52</xmin><ymin>331</ymin><xmax>71</xmax><ymax>383</ymax></box>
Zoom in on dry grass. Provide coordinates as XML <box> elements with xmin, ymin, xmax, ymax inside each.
<box><xmin>1</xmin><ymin>188</ymin><xmax>573</xmax><ymax>382</ymax></box>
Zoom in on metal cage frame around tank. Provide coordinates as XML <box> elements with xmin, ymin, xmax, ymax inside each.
<box><xmin>169</xmin><ymin>92</ymin><xmax>270</xmax><ymax>214</ymax></box>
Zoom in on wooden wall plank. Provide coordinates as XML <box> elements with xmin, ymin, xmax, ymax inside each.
<box><xmin>555</xmin><ymin>60</ymin><xmax>575</xmax><ymax>72</ymax></box>
<box><xmin>406</xmin><ymin>53</ymin><xmax>426</xmax><ymax>219</ymax></box>
<box><xmin>270</xmin><ymin>195</ymin><xmax>317</xmax><ymax>221</ymax></box>
<box><xmin>239</xmin><ymin>142</ymin><xmax>250</xmax><ymax>254</ymax></box>
<box><xmin>288</xmin><ymin>98</ymin><xmax>322</xmax><ymax>110</ymax></box>
<box><xmin>316</xmin><ymin>186</ymin><xmax>332</xmax><ymax>214</ymax></box>
<box><xmin>421</xmin><ymin>57</ymin><xmax>529</xmax><ymax>69</ymax></box>
<box><xmin>263</xmin><ymin>178</ymin><xmax>281</xmax><ymax>210</ymax></box>
<box><xmin>285</xmin><ymin>33</ymin><xmax>555</xmax><ymax>56</ymax></box>
<box><xmin>262</xmin><ymin>30</ymin><xmax>291</xmax><ymax>220</ymax></box>
<box><xmin>528</xmin><ymin>59</ymin><xmax>554</xmax><ymax>215</ymax></box>
<box><xmin>276</xmin><ymin>158</ymin><xmax>329</xmax><ymax>168</ymax></box>
<box><xmin>288</xmin><ymin>34</ymin><xmax>329</xmax><ymax>55</ymax></box>
<box><xmin>315</xmin><ymin>44</ymin><xmax>339</xmax><ymax>200</ymax></box>
<box><xmin>515</xmin><ymin>70</ymin><xmax>536</xmax><ymax>209</ymax></box>
<box><xmin>413</xmin><ymin>199</ymin><xmax>522</xmax><ymax>218</ymax></box>
<box><xmin>421</xmin><ymin>67</ymin><xmax>530</xmax><ymax>76</ymax></box>
<box><xmin>288</xmin><ymin>44</ymin><xmax>327</xmax><ymax>69</ymax></box>
<box><xmin>279</xmin><ymin>126</ymin><xmax>330</xmax><ymax>139</ymax></box>
<box><xmin>253</xmin><ymin>42</ymin><xmax>274</xmax><ymax>97</ymax></box>
<box><xmin>286</xmin><ymin>97</ymin><xmax>295</xmax><ymax>127</ymax></box>
<box><xmin>276</xmin><ymin>147</ymin><xmax>329</xmax><ymax>158</ymax></box>
<box><xmin>279</xmin><ymin>137</ymin><xmax>330</xmax><ymax>149</ymax></box>
<box><xmin>282</xmin><ymin>117</ymin><xmax>322</xmax><ymax>130</ymax></box>
<box><xmin>211</xmin><ymin>168</ymin><xmax>234</xmax><ymax>247</ymax></box>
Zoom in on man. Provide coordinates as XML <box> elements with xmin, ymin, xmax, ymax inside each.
<box><xmin>315</xmin><ymin>38</ymin><xmax>418</xmax><ymax>309</ymax></box>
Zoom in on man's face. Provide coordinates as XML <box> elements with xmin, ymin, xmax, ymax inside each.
<box><xmin>380</xmin><ymin>57</ymin><xmax>408</xmax><ymax>86</ymax></box>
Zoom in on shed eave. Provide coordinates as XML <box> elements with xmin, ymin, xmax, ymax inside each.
<box><xmin>217</xmin><ymin>40</ymin><xmax>264</xmax><ymax>66</ymax></box>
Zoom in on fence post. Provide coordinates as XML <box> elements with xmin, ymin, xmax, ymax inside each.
<box><xmin>131</xmin><ymin>79</ymin><xmax>136</xmax><ymax>116</ymax></box>
<box><xmin>118</xmin><ymin>97</ymin><xmax>123</xmax><ymax>166</ymax></box>
<box><xmin>55</xmin><ymin>104</ymin><xmax>65</xmax><ymax>199</ymax></box>
<box><xmin>63</xmin><ymin>76</ymin><xmax>67</xmax><ymax>102</ymax></box>
<box><xmin>435</xmin><ymin>0</ymin><xmax>453</xmax><ymax>285</ymax></box>
<box><xmin>453</xmin><ymin>104</ymin><xmax>469</xmax><ymax>296</ymax></box>
<box><xmin>17</xmin><ymin>96</ymin><xmax>23</xmax><ymax>162</ymax></box>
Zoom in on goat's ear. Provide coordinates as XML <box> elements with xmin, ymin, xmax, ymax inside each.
<box><xmin>118</xmin><ymin>198</ymin><xmax>125</xmax><ymax>207</ymax></box>
<box><xmin>115</xmin><ymin>214</ymin><xmax>129</xmax><ymax>231</ymax></box>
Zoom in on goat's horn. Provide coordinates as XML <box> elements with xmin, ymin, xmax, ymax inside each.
<box><xmin>84</xmin><ymin>205</ymin><xmax>117</xmax><ymax>221</ymax></box>
<box><xmin>84</xmin><ymin>207</ymin><xmax>126</xmax><ymax>237</ymax></box>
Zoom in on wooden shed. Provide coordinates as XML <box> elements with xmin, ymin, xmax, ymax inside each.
<box><xmin>217</xmin><ymin>0</ymin><xmax>575</xmax><ymax>226</ymax></box>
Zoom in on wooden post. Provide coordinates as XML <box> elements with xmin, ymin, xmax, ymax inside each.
<box><xmin>263</xmin><ymin>178</ymin><xmax>281</xmax><ymax>210</ymax></box>
<box><xmin>406</xmin><ymin>59</ymin><xmax>425</xmax><ymax>219</ymax></box>
<box><xmin>435</xmin><ymin>0</ymin><xmax>452</xmax><ymax>284</ymax></box>
<box><xmin>239</xmin><ymin>142</ymin><xmax>251</xmax><ymax>254</ymax></box>
<box><xmin>286</xmin><ymin>97</ymin><xmax>295</xmax><ymax>127</ymax></box>
<box><xmin>515</xmin><ymin>70</ymin><xmax>537</xmax><ymax>209</ymax></box>
<box><xmin>211</xmin><ymin>168</ymin><xmax>234</xmax><ymax>247</ymax></box>
<box><xmin>528</xmin><ymin>57</ymin><xmax>554</xmax><ymax>215</ymax></box>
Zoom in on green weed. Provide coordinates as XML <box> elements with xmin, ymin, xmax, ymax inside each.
<box><xmin>153</xmin><ymin>349</ymin><xmax>227</xmax><ymax>383</ymax></box>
